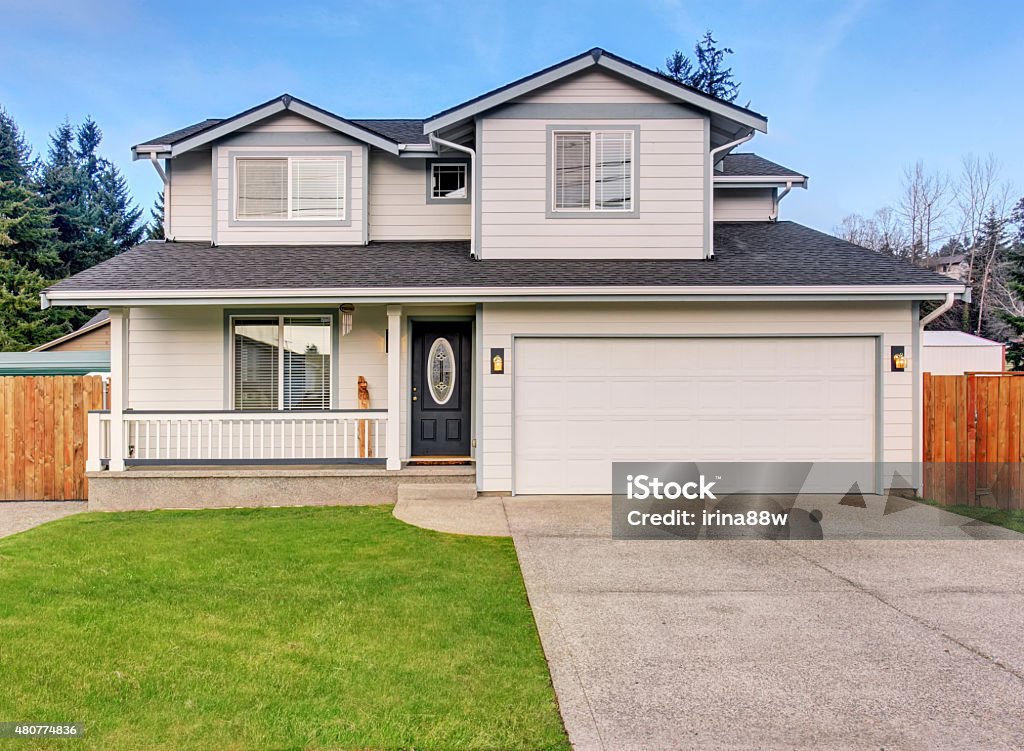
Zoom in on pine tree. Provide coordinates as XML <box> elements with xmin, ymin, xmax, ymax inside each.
<box><xmin>1000</xmin><ymin>200</ymin><xmax>1024</xmax><ymax>368</ymax></box>
<box><xmin>0</xmin><ymin>108</ymin><xmax>34</xmax><ymax>184</ymax></box>
<box><xmin>0</xmin><ymin>257</ymin><xmax>74</xmax><ymax>351</ymax></box>
<box><xmin>660</xmin><ymin>31</ymin><xmax>741</xmax><ymax>102</ymax></box>
<box><xmin>147</xmin><ymin>190</ymin><xmax>165</xmax><ymax>240</ymax></box>
<box><xmin>690</xmin><ymin>31</ymin><xmax>740</xmax><ymax>102</ymax></box>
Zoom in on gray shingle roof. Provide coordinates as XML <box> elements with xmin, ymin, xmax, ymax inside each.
<box><xmin>46</xmin><ymin>222</ymin><xmax>960</xmax><ymax>295</ymax></box>
<box><xmin>351</xmin><ymin>119</ymin><xmax>428</xmax><ymax>144</ymax></box>
<box><xmin>719</xmin><ymin>153</ymin><xmax>805</xmax><ymax>178</ymax></box>
<box><xmin>139</xmin><ymin>119</ymin><xmax>224</xmax><ymax>146</ymax></box>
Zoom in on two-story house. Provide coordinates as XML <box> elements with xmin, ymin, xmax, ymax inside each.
<box><xmin>42</xmin><ymin>49</ymin><xmax>966</xmax><ymax>508</ymax></box>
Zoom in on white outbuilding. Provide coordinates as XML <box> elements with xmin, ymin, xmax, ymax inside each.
<box><xmin>921</xmin><ymin>331</ymin><xmax>1005</xmax><ymax>375</ymax></box>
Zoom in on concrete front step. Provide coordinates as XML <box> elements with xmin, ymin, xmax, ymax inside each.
<box><xmin>397</xmin><ymin>483</ymin><xmax>478</xmax><ymax>503</ymax></box>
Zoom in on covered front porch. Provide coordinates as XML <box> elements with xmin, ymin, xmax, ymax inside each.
<box><xmin>84</xmin><ymin>302</ymin><xmax>479</xmax><ymax>506</ymax></box>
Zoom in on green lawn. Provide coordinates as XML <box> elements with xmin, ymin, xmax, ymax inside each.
<box><xmin>915</xmin><ymin>497</ymin><xmax>1024</xmax><ymax>534</ymax></box>
<box><xmin>0</xmin><ymin>506</ymin><xmax>569</xmax><ymax>751</ymax></box>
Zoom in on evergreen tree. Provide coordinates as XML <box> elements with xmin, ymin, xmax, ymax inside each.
<box><xmin>0</xmin><ymin>257</ymin><xmax>73</xmax><ymax>351</ymax></box>
<box><xmin>0</xmin><ymin>108</ymin><xmax>34</xmax><ymax>183</ymax></box>
<box><xmin>690</xmin><ymin>31</ymin><xmax>740</xmax><ymax>102</ymax></box>
<box><xmin>147</xmin><ymin>190</ymin><xmax>165</xmax><ymax>240</ymax></box>
<box><xmin>660</xmin><ymin>31</ymin><xmax>741</xmax><ymax>102</ymax></box>
<box><xmin>1000</xmin><ymin>202</ymin><xmax>1024</xmax><ymax>368</ymax></box>
<box><xmin>95</xmin><ymin>162</ymin><xmax>144</xmax><ymax>254</ymax></box>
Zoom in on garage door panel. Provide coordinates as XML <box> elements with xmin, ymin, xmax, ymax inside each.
<box><xmin>514</xmin><ymin>337</ymin><xmax>876</xmax><ymax>494</ymax></box>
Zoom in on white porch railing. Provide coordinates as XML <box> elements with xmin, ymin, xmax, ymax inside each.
<box><xmin>87</xmin><ymin>410</ymin><xmax>387</xmax><ymax>468</ymax></box>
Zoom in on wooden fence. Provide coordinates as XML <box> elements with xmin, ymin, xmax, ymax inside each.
<box><xmin>0</xmin><ymin>376</ymin><xmax>106</xmax><ymax>501</ymax></box>
<box><xmin>923</xmin><ymin>372</ymin><xmax>1024</xmax><ymax>508</ymax></box>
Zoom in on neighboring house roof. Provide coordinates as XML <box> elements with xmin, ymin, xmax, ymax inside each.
<box><xmin>921</xmin><ymin>253</ymin><xmax>967</xmax><ymax>268</ymax></box>
<box><xmin>423</xmin><ymin>48</ymin><xmax>768</xmax><ymax>138</ymax></box>
<box><xmin>923</xmin><ymin>331</ymin><xmax>1003</xmax><ymax>347</ymax></box>
<box><xmin>0</xmin><ymin>351</ymin><xmax>110</xmax><ymax>375</ymax></box>
<box><xmin>30</xmin><ymin>310</ymin><xmax>110</xmax><ymax>352</ymax></box>
<box><xmin>718</xmin><ymin>153</ymin><xmax>806</xmax><ymax>179</ymax></box>
<box><xmin>43</xmin><ymin>223</ymin><xmax>963</xmax><ymax>305</ymax></box>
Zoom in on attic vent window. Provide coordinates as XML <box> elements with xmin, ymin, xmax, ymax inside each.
<box><xmin>552</xmin><ymin>129</ymin><xmax>634</xmax><ymax>213</ymax></box>
<box><xmin>236</xmin><ymin>156</ymin><xmax>346</xmax><ymax>221</ymax></box>
<box><xmin>429</xmin><ymin>162</ymin><xmax>468</xmax><ymax>200</ymax></box>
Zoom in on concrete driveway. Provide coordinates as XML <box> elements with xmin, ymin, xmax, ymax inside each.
<box><xmin>506</xmin><ymin>496</ymin><xmax>1024</xmax><ymax>751</ymax></box>
<box><xmin>0</xmin><ymin>501</ymin><xmax>85</xmax><ymax>539</ymax></box>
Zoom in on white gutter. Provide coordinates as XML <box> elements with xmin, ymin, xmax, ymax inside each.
<box><xmin>707</xmin><ymin>131</ymin><xmax>755</xmax><ymax>258</ymax></box>
<box><xmin>428</xmin><ymin>133</ymin><xmax>477</xmax><ymax>259</ymax></box>
<box><xmin>41</xmin><ymin>283</ymin><xmax>968</xmax><ymax>308</ymax></box>
<box><xmin>148</xmin><ymin>152</ymin><xmax>170</xmax><ymax>239</ymax></box>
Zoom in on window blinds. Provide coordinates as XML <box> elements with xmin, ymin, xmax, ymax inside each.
<box><xmin>594</xmin><ymin>132</ymin><xmax>632</xmax><ymax>210</ymax></box>
<box><xmin>291</xmin><ymin>159</ymin><xmax>344</xmax><ymax>218</ymax></box>
<box><xmin>237</xmin><ymin>159</ymin><xmax>288</xmax><ymax>219</ymax></box>
<box><xmin>553</xmin><ymin>130</ymin><xmax>632</xmax><ymax>211</ymax></box>
<box><xmin>233</xmin><ymin>319</ymin><xmax>280</xmax><ymax>411</ymax></box>
<box><xmin>236</xmin><ymin>157</ymin><xmax>344</xmax><ymax>220</ymax></box>
<box><xmin>554</xmin><ymin>132</ymin><xmax>591</xmax><ymax>210</ymax></box>
<box><xmin>232</xmin><ymin>316</ymin><xmax>332</xmax><ymax>411</ymax></box>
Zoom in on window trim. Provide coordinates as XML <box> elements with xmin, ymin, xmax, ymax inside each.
<box><xmin>545</xmin><ymin>124</ymin><xmax>640</xmax><ymax>219</ymax></box>
<box><xmin>224</xmin><ymin>309</ymin><xmax>340</xmax><ymax>411</ymax></box>
<box><xmin>425</xmin><ymin>158</ymin><xmax>471</xmax><ymax>204</ymax></box>
<box><xmin>228</xmin><ymin>150</ymin><xmax>353</xmax><ymax>228</ymax></box>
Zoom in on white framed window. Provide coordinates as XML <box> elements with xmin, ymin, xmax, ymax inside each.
<box><xmin>551</xmin><ymin>129</ymin><xmax>634</xmax><ymax>212</ymax></box>
<box><xmin>231</xmin><ymin>315</ymin><xmax>332</xmax><ymax>411</ymax></box>
<box><xmin>235</xmin><ymin>156</ymin><xmax>346</xmax><ymax>221</ymax></box>
<box><xmin>428</xmin><ymin>162</ymin><xmax>468</xmax><ymax>201</ymax></box>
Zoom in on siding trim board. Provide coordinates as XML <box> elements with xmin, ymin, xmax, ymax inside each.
<box><xmin>492</xmin><ymin>102</ymin><xmax>703</xmax><ymax>119</ymax></box>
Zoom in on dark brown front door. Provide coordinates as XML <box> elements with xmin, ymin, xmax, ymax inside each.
<box><xmin>411</xmin><ymin>321</ymin><xmax>472</xmax><ymax>457</ymax></box>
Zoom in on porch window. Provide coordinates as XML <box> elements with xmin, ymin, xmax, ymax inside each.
<box><xmin>236</xmin><ymin>156</ymin><xmax>346</xmax><ymax>221</ymax></box>
<box><xmin>552</xmin><ymin>129</ymin><xmax>634</xmax><ymax>212</ymax></box>
<box><xmin>232</xmin><ymin>316</ymin><xmax>332</xmax><ymax>411</ymax></box>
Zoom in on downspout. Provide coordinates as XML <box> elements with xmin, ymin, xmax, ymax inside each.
<box><xmin>428</xmin><ymin>133</ymin><xmax>477</xmax><ymax>259</ymax></box>
<box><xmin>707</xmin><ymin>131</ymin><xmax>755</xmax><ymax>259</ymax></box>
<box><xmin>919</xmin><ymin>292</ymin><xmax>956</xmax><ymax>329</ymax></box>
<box><xmin>770</xmin><ymin>179</ymin><xmax>794</xmax><ymax>221</ymax></box>
<box><xmin>149</xmin><ymin>152</ymin><xmax>170</xmax><ymax>240</ymax></box>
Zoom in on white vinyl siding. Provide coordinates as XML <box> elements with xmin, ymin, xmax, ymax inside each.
<box><xmin>480</xmin><ymin>117</ymin><xmax>706</xmax><ymax>259</ymax></box>
<box><xmin>166</xmin><ymin>149</ymin><xmax>211</xmax><ymax>241</ymax></box>
<box><xmin>368</xmin><ymin>152</ymin><xmax>470</xmax><ymax>241</ymax></box>
<box><xmin>515</xmin><ymin>68</ymin><xmax>677</xmax><ymax>105</ymax></box>
<box><xmin>479</xmin><ymin>301</ymin><xmax>917</xmax><ymax>493</ymax></box>
<box><xmin>714</xmin><ymin>188</ymin><xmax>776</xmax><ymax>222</ymax></box>
<box><xmin>235</xmin><ymin>157</ymin><xmax>345</xmax><ymax>221</ymax></box>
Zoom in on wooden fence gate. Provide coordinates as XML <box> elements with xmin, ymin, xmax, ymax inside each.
<box><xmin>0</xmin><ymin>376</ymin><xmax>106</xmax><ymax>501</ymax></box>
<box><xmin>923</xmin><ymin>372</ymin><xmax>1024</xmax><ymax>509</ymax></box>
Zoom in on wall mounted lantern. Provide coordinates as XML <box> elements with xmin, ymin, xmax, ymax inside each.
<box><xmin>891</xmin><ymin>346</ymin><xmax>906</xmax><ymax>372</ymax></box>
<box><xmin>491</xmin><ymin>348</ymin><xmax>505</xmax><ymax>374</ymax></box>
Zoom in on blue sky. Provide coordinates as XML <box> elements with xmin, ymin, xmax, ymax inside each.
<box><xmin>2</xmin><ymin>0</ymin><xmax>1022</xmax><ymax>233</ymax></box>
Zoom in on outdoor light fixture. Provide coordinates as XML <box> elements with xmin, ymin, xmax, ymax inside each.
<box><xmin>339</xmin><ymin>303</ymin><xmax>355</xmax><ymax>336</ymax></box>
<box><xmin>891</xmin><ymin>346</ymin><xmax>906</xmax><ymax>372</ymax></box>
<box><xmin>491</xmin><ymin>348</ymin><xmax>505</xmax><ymax>374</ymax></box>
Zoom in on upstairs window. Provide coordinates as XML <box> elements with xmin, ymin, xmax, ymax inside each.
<box><xmin>236</xmin><ymin>156</ymin><xmax>346</xmax><ymax>221</ymax></box>
<box><xmin>552</xmin><ymin>130</ymin><xmax>634</xmax><ymax>213</ymax></box>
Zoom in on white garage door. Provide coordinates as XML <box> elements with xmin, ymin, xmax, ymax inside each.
<box><xmin>513</xmin><ymin>337</ymin><xmax>877</xmax><ymax>494</ymax></box>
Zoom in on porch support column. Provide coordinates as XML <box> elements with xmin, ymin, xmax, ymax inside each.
<box><xmin>386</xmin><ymin>305</ymin><xmax>402</xmax><ymax>470</ymax></box>
<box><xmin>108</xmin><ymin>307</ymin><xmax>129</xmax><ymax>472</ymax></box>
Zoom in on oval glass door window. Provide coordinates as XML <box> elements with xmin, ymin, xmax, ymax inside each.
<box><xmin>428</xmin><ymin>337</ymin><xmax>456</xmax><ymax>405</ymax></box>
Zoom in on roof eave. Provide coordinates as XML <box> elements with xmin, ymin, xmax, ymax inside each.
<box><xmin>42</xmin><ymin>284</ymin><xmax>969</xmax><ymax>308</ymax></box>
